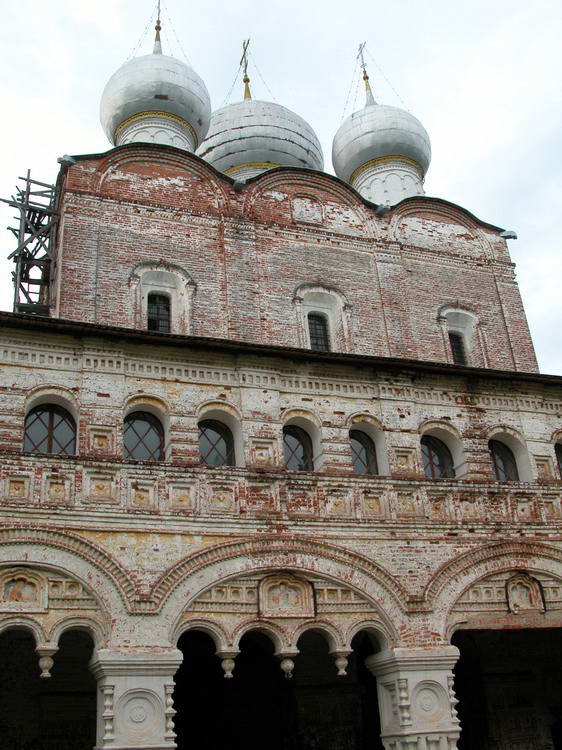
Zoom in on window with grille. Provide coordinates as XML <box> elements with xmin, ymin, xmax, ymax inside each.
<box><xmin>123</xmin><ymin>411</ymin><xmax>165</xmax><ymax>461</ymax></box>
<box><xmin>489</xmin><ymin>439</ymin><xmax>519</xmax><ymax>481</ymax></box>
<box><xmin>350</xmin><ymin>430</ymin><xmax>378</xmax><ymax>475</ymax></box>
<box><xmin>283</xmin><ymin>425</ymin><xmax>313</xmax><ymax>471</ymax></box>
<box><xmin>198</xmin><ymin>420</ymin><xmax>235</xmax><ymax>467</ymax></box>
<box><xmin>147</xmin><ymin>293</ymin><xmax>171</xmax><ymax>333</ymax></box>
<box><xmin>556</xmin><ymin>444</ymin><xmax>562</xmax><ymax>478</ymax></box>
<box><xmin>23</xmin><ymin>405</ymin><xmax>76</xmax><ymax>456</ymax></box>
<box><xmin>421</xmin><ymin>435</ymin><xmax>455</xmax><ymax>479</ymax></box>
<box><xmin>307</xmin><ymin>313</ymin><xmax>330</xmax><ymax>352</ymax></box>
<box><xmin>448</xmin><ymin>331</ymin><xmax>468</xmax><ymax>365</ymax></box>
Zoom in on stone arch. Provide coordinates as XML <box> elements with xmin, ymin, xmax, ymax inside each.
<box><xmin>172</xmin><ymin>618</ymin><xmax>230</xmax><ymax>651</ymax></box>
<box><xmin>345</xmin><ymin>620</ymin><xmax>389</xmax><ymax>652</ymax></box>
<box><xmin>196</xmin><ymin>399</ymin><xmax>244</xmax><ymax>467</ymax></box>
<box><xmin>0</xmin><ymin>527</ymin><xmax>134</xmax><ymax>622</ymax></box>
<box><xmin>155</xmin><ymin>536</ymin><xmax>407</xmax><ymax>644</ymax></box>
<box><xmin>0</xmin><ymin>615</ymin><xmax>46</xmax><ymax>646</ymax></box>
<box><xmin>292</xmin><ymin>620</ymin><xmax>345</xmax><ymax>652</ymax></box>
<box><xmin>50</xmin><ymin>616</ymin><xmax>108</xmax><ymax>649</ymax></box>
<box><xmin>425</xmin><ymin>541</ymin><xmax>562</xmax><ymax>638</ymax></box>
<box><xmin>24</xmin><ymin>384</ymin><xmax>80</xmax><ymax>423</ymax></box>
<box><xmin>232</xmin><ymin>620</ymin><xmax>287</xmax><ymax>652</ymax></box>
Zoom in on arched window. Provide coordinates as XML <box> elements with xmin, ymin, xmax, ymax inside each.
<box><xmin>283</xmin><ymin>425</ymin><xmax>313</xmax><ymax>471</ymax></box>
<box><xmin>421</xmin><ymin>435</ymin><xmax>455</xmax><ymax>479</ymax></box>
<box><xmin>489</xmin><ymin>439</ymin><xmax>519</xmax><ymax>481</ymax></box>
<box><xmin>123</xmin><ymin>411</ymin><xmax>165</xmax><ymax>461</ymax></box>
<box><xmin>556</xmin><ymin>443</ymin><xmax>562</xmax><ymax>478</ymax></box>
<box><xmin>198</xmin><ymin>420</ymin><xmax>235</xmax><ymax>467</ymax></box>
<box><xmin>350</xmin><ymin>430</ymin><xmax>378</xmax><ymax>475</ymax></box>
<box><xmin>448</xmin><ymin>331</ymin><xmax>468</xmax><ymax>366</ymax></box>
<box><xmin>23</xmin><ymin>404</ymin><xmax>76</xmax><ymax>456</ymax></box>
<box><xmin>147</xmin><ymin>293</ymin><xmax>171</xmax><ymax>333</ymax></box>
<box><xmin>307</xmin><ymin>313</ymin><xmax>330</xmax><ymax>352</ymax></box>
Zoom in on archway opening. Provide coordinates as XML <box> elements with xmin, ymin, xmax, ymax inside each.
<box><xmin>174</xmin><ymin>627</ymin><xmax>383</xmax><ymax>750</ymax></box>
<box><xmin>0</xmin><ymin>628</ymin><xmax>96</xmax><ymax>749</ymax></box>
<box><xmin>453</xmin><ymin>628</ymin><xmax>562</xmax><ymax>750</ymax></box>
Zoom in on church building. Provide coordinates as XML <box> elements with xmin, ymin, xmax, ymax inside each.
<box><xmin>1</xmin><ymin>13</ymin><xmax>561</xmax><ymax>750</ymax></box>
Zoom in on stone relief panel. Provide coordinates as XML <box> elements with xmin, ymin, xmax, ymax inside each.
<box><xmin>411</xmin><ymin>680</ymin><xmax>449</xmax><ymax>726</ymax></box>
<box><xmin>452</xmin><ymin>571</ymin><xmax>557</xmax><ymax>615</ymax></box>
<box><xmin>259</xmin><ymin>575</ymin><xmax>315</xmax><ymax>618</ymax></box>
<box><xmin>249</xmin><ymin>437</ymin><xmax>278</xmax><ymax>468</ymax></box>
<box><xmin>0</xmin><ymin>567</ymin><xmax>99</xmax><ymax>613</ymax></box>
<box><xmin>168</xmin><ymin>482</ymin><xmax>197</xmax><ymax>513</ymax></box>
<box><xmin>84</xmin><ymin>472</ymin><xmax>119</xmax><ymax>505</ymax></box>
<box><xmin>114</xmin><ymin>689</ymin><xmax>164</xmax><ymax>747</ymax></box>
<box><xmin>86</xmin><ymin>425</ymin><xmax>116</xmax><ymax>456</ymax></box>
<box><xmin>506</xmin><ymin>573</ymin><xmax>545</xmax><ymax>614</ymax></box>
<box><xmin>3</xmin><ymin>475</ymin><xmax>32</xmax><ymax>503</ymax></box>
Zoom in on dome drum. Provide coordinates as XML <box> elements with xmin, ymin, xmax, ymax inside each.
<box><xmin>352</xmin><ymin>156</ymin><xmax>425</xmax><ymax>205</ymax></box>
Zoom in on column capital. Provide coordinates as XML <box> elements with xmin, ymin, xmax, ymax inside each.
<box><xmin>366</xmin><ymin>645</ymin><xmax>459</xmax><ymax>676</ymax></box>
<box><xmin>90</xmin><ymin>648</ymin><xmax>183</xmax><ymax>679</ymax></box>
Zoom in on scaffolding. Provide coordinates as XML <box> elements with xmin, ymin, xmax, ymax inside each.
<box><xmin>1</xmin><ymin>170</ymin><xmax>58</xmax><ymax>315</ymax></box>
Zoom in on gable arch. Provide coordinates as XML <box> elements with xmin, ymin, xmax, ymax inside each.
<box><xmin>0</xmin><ymin>526</ymin><xmax>135</xmax><ymax>620</ymax></box>
<box><xmin>424</xmin><ymin>541</ymin><xmax>562</xmax><ymax>638</ymax></box>
<box><xmin>154</xmin><ymin>536</ymin><xmax>408</xmax><ymax>644</ymax></box>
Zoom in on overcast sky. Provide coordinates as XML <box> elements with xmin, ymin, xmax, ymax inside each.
<box><xmin>1</xmin><ymin>0</ymin><xmax>561</xmax><ymax>373</ymax></box>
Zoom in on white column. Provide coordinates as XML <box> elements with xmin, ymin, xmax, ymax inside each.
<box><xmin>366</xmin><ymin>646</ymin><xmax>460</xmax><ymax>750</ymax></box>
<box><xmin>90</xmin><ymin>649</ymin><xmax>183</xmax><ymax>750</ymax></box>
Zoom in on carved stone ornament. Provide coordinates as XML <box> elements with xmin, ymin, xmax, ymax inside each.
<box><xmin>258</xmin><ymin>574</ymin><xmax>314</xmax><ymax>618</ymax></box>
<box><xmin>506</xmin><ymin>572</ymin><xmax>545</xmax><ymax>614</ymax></box>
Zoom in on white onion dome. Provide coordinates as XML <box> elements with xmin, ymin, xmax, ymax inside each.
<box><xmin>332</xmin><ymin>102</ymin><xmax>431</xmax><ymax>184</ymax></box>
<box><xmin>100</xmin><ymin>42</ymin><xmax>211</xmax><ymax>152</ymax></box>
<box><xmin>196</xmin><ymin>99</ymin><xmax>324</xmax><ymax>178</ymax></box>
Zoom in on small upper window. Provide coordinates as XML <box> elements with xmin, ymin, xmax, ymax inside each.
<box><xmin>308</xmin><ymin>313</ymin><xmax>330</xmax><ymax>352</ymax></box>
<box><xmin>421</xmin><ymin>435</ymin><xmax>455</xmax><ymax>479</ymax></box>
<box><xmin>449</xmin><ymin>331</ymin><xmax>468</xmax><ymax>366</ymax></box>
<box><xmin>283</xmin><ymin>425</ymin><xmax>313</xmax><ymax>471</ymax></box>
<box><xmin>556</xmin><ymin>443</ymin><xmax>562</xmax><ymax>478</ymax></box>
<box><xmin>489</xmin><ymin>439</ymin><xmax>519</xmax><ymax>481</ymax></box>
<box><xmin>199</xmin><ymin>420</ymin><xmax>235</xmax><ymax>467</ymax></box>
<box><xmin>147</xmin><ymin>293</ymin><xmax>171</xmax><ymax>333</ymax></box>
<box><xmin>350</xmin><ymin>430</ymin><xmax>378</xmax><ymax>475</ymax></box>
<box><xmin>24</xmin><ymin>405</ymin><xmax>76</xmax><ymax>456</ymax></box>
<box><xmin>124</xmin><ymin>411</ymin><xmax>165</xmax><ymax>461</ymax></box>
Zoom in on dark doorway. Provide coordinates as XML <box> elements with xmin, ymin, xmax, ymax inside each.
<box><xmin>453</xmin><ymin>628</ymin><xmax>562</xmax><ymax>750</ymax></box>
<box><xmin>0</xmin><ymin>628</ymin><xmax>96</xmax><ymax>749</ymax></box>
<box><xmin>174</xmin><ymin>628</ymin><xmax>383</xmax><ymax>750</ymax></box>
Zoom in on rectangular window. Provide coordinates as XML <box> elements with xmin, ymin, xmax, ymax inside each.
<box><xmin>448</xmin><ymin>331</ymin><xmax>468</xmax><ymax>365</ymax></box>
<box><xmin>147</xmin><ymin>294</ymin><xmax>171</xmax><ymax>333</ymax></box>
<box><xmin>308</xmin><ymin>313</ymin><xmax>330</xmax><ymax>352</ymax></box>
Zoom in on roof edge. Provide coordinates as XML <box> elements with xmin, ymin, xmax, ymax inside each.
<box><xmin>0</xmin><ymin>311</ymin><xmax>558</xmax><ymax>387</ymax></box>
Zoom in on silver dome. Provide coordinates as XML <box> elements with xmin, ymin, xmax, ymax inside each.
<box><xmin>196</xmin><ymin>99</ymin><xmax>324</xmax><ymax>174</ymax></box>
<box><xmin>100</xmin><ymin>53</ymin><xmax>211</xmax><ymax>147</ymax></box>
<box><xmin>332</xmin><ymin>104</ymin><xmax>431</xmax><ymax>183</ymax></box>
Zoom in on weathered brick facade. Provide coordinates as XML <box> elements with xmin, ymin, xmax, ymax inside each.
<box><xmin>1</xmin><ymin>143</ymin><xmax>560</xmax><ymax>750</ymax></box>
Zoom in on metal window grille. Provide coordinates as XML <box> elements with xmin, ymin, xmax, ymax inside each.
<box><xmin>283</xmin><ymin>426</ymin><xmax>313</xmax><ymax>471</ymax></box>
<box><xmin>123</xmin><ymin>411</ymin><xmax>165</xmax><ymax>461</ymax></box>
<box><xmin>147</xmin><ymin>294</ymin><xmax>171</xmax><ymax>333</ymax></box>
<box><xmin>308</xmin><ymin>314</ymin><xmax>330</xmax><ymax>352</ymax></box>
<box><xmin>489</xmin><ymin>439</ymin><xmax>519</xmax><ymax>482</ymax></box>
<box><xmin>198</xmin><ymin>420</ymin><xmax>235</xmax><ymax>467</ymax></box>
<box><xmin>448</xmin><ymin>331</ymin><xmax>468</xmax><ymax>365</ymax></box>
<box><xmin>421</xmin><ymin>435</ymin><xmax>455</xmax><ymax>479</ymax></box>
<box><xmin>23</xmin><ymin>405</ymin><xmax>76</xmax><ymax>456</ymax></box>
<box><xmin>350</xmin><ymin>430</ymin><xmax>378</xmax><ymax>475</ymax></box>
